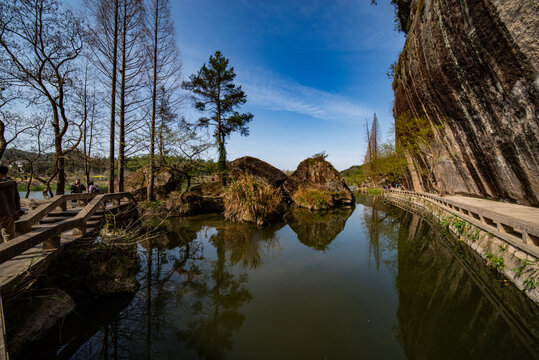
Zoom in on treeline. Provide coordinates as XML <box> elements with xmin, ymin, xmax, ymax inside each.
<box><xmin>360</xmin><ymin>113</ymin><xmax>408</xmax><ymax>186</ymax></box>
<box><xmin>0</xmin><ymin>0</ymin><xmax>252</xmax><ymax>199</ymax></box>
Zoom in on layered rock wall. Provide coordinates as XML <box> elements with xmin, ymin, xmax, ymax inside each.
<box><xmin>393</xmin><ymin>0</ymin><xmax>539</xmax><ymax>205</ymax></box>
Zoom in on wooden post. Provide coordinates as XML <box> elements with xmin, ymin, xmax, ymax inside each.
<box><xmin>72</xmin><ymin>222</ymin><xmax>86</xmax><ymax>237</ymax></box>
<box><xmin>0</xmin><ymin>293</ymin><xmax>7</xmax><ymax>360</ymax></box>
<box><xmin>43</xmin><ymin>235</ymin><xmax>61</xmax><ymax>250</ymax></box>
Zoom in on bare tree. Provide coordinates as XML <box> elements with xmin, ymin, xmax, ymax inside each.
<box><xmin>19</xmin><ymin>115</ymin><xmax>48</xmax><ymax>198</ymax></box>
<box><xmin>145</xmin><ymin>0</ymin><xmax>181</xmax><ymax>201</ymax></box>
<box><xmin>364</xmin><ymin>113</ymin><xmax>380</xmax><ymax>185</ymax></box>
<box><xmin>0</xmin><ymin>0</ymin><xmax>84</xmax><ymax>194</ymax></box>
<box><xmin>117</xmin><ymin>0</ymin><xmax>145</xmax><ymax>191</ymax></box>
<box><xmin>86</xmin><ymin>0</ymin><xmax>121</xmax><ymax>193</ymax></box>
<box><xmin>0</xmin><ymin>111</ymin><xmax>32</xmax><ymax>160</ymax></box>
<box><xmin>74</xmin><ymin>61</ymin><xmax>102</xmax><ymax>185</ymax></box>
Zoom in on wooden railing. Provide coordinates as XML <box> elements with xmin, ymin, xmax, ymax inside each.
<box><xmin>0</xmin><ymin>192</ymin><xmax>136</xmax><ymax>265</ymax></box>
<box><xmin>385</xmin><ymin>189</ymin><xmax>539</xmax><ymax>257</ymax></box>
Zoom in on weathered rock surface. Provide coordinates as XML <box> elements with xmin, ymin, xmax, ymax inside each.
<box><xmin>228</xmin><ymin>156</ymin><xmax>288</xmax><ymax>187</ymax></box>
<box><xmin>161</xmin><ymin>190</ymin><xmax>223</xmax><ymax>216</ymax></box>
<box><xmin>283</xmin><ymin>157</ymin><xmax>354</xmax><ymax>209</ymax></box>
<box><xmin>7</xmin><ymin>288</ymin><xmax>75</xmax><ymax>355</ymax></box>
<box><xmin>125</xmin><ymin>166</ymin><xmax>181</xmax><ymax>199</ymax></box>
<box><xmin>393</xmin><ymin>0</ymin><xmax>539</xmax><ymax>206</ymax></box>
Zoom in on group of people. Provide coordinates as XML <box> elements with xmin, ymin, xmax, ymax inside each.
<box><xmin>385</xmin><ymin>183</ymin><xmax>405</xmax><ymax>190</ymax></box>
<box><xmin>70</xmin><ymin>179</ymin><xmax>100</xmax><ymax>194</ymax></box>
<box><xmin>0</xmin><ymin>169</ymin><xmax>102</xmax><ymax>242</ymax></box>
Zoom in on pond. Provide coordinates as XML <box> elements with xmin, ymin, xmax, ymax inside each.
<box><xmin>21</xmin><ymin>194</ymin><xmax>539</xmax><ymax>359</ymax></box>
<box><xmin>18</xmin><ymin>191</ymin><xmax>45</xmax><ymax>200</ymax></box>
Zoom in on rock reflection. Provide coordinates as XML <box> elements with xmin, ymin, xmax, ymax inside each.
<box><xmin>285</xmin><ymin>207</ymin><xmax>353</xmax><ymax>251</ymax></box>
<box><xmin>211</xmin><ymin>221</ymin><xmax>284</xmax><ymax>269</ymax></box>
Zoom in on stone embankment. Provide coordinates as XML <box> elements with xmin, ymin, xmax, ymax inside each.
<box><xmin>385</xmin><ymin>189</ymin><xmax>539</xmax><ymax>303</ymax></box>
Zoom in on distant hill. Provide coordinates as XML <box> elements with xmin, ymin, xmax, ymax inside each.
<box><xmin>340</xmin><ymin>164</ymin><xmax>363</xmax><ymax>178</ymax></box>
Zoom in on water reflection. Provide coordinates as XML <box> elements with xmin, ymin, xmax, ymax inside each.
<box><xmin>284</xmin><ymin>207</ymin><xmax>353</xmax><ymax>251</ymax></box>
<box><xmin>30</xmin><ymin>199</ymin><xmax>537</xmax><ymax>359</ymax></box>
<box><xmin>178</xmin><ymin>234</ymin><xmax>252</xmax><ymax>359</ymax></box>
<box><xmin>393</xmin><ymin>210</ymin><xmax>539</xmax><ymax>359</ymax></box>
<box><xmin>210</xmin><ymin>221</ymin><xmax>284</xmax><ymax>269</ymax></box>
<box><xmin>362</xmin><ymin>195</ymin><xmax>402</xmax><ymax>272</ymax></box>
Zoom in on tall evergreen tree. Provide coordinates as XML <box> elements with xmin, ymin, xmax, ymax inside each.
<box><xmin>182</xmin><ymin>51</ymin><xmax>253</xmax><ymax>172</ymax></box>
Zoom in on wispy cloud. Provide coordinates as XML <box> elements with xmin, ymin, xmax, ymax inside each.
<box><xmin>239</xmin><ymin>69</ymin><xmax>372</xmax><ymax>124</ymax></box>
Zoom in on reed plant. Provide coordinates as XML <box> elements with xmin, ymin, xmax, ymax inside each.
<box><xmin>223</xmin><ymin>174</ymin><xmax>284</xmax><ymax>225</ymax></box>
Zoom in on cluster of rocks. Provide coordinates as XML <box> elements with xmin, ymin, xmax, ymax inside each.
<box><xmin>127</xmin><ymin>155</ymin><xmax>355</xmax><ymax>221</ymax></box>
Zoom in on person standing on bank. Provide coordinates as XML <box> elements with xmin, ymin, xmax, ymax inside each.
<box><xmin>70</xmin><ymin>179</ymin><xmax>86</xmax><ymax>194</ymax></box>
<box><xmin>0</xmin><ymin>165</ymin><xmax>21</xmax><ymax>242</ymax></box>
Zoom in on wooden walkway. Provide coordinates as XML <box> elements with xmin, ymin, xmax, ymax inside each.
<box><xmin>0</xmin><ymin>192</ymin><xmax>137</xmax><ymax>359</ymax></box>
<box><xmin>387</xmin><ymin>189</ymin><xmax>539</xmax><ymax>257</ymax></box>
<box><xmin>0</xmin><ymin>192</ymin><xmax>137</xmax><ymax>290</ymax></box>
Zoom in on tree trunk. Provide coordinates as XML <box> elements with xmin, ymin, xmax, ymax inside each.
<box><xmin>83</xmin><ymin>68</ymin><xmax>90</xmax><ymax>186</ymax></box>
<box><xmin>147</xmin><ymin>0</ymin><xmax>159</xmax><ymax>202</ymax></box>
<box><xmin>109</xmin><ymin>0</ymin><xmax>119</xmax><ymax>194</ymax></box>
<box><xmin>118</xmin><ymin>0</ymin><xmax>127</xmax><ymax>193</ymax></box>
<box><xmin>25</xmin><ymin>165</ymin><xmax>34</xmax><ymax>199</ymax></box>
<box><xmin>0</xmin><ymin>121</ymin><xmax>6</xmax><ymax>160</ymax></box>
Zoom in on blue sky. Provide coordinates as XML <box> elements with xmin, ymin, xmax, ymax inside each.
<box><xmin>173</xmin><ymin>0</ymin><xmax>404</xmax><ymax>171</ymax></box>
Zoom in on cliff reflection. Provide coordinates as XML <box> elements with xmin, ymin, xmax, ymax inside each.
<box><xmin>285</xmin><ymin>207</ymin><xmax>353</xmax><ymax>251</ymax></box>
<box><xmin>394</xmin><ymin>211</ymin><xmax>539</xmax><ymax>359</ymax></box>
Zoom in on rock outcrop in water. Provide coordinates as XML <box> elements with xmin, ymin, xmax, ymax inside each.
<box><xmin>392</xmin><ymin>0</ymin><xmax>539</xmax><ymax>206</ymax></box>
<box><xmin>283</xmin><ymin>155</ymin><xmax>355</xmax><ymax>210</ymax></box>
<box><xmin>228</xmin><ymin>156</ymin><xmax>288</xmax><ymax>187</ymax></box>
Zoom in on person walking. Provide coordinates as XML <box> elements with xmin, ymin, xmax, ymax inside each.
<box><xmin>0</xmin><ymin>165</ymin><xmax>21</xmax><ymax>242</ymax></box>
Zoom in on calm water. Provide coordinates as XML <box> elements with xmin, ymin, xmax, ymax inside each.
<box><xmin>18</xmin><ymin>191</ymin><xmax>45</xmax><ymax>199</ymax></box>
<box><xmin>25</xmin><ymin>195</ymin><xmax>539</xmax><ymax>359</ymax></box>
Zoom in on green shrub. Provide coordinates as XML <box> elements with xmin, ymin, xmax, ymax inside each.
<box><xmin>223</xmin><ymin>174</ymin><xmax>284</xmax><ymax>225</ymax></box>
<box><xmin>368</xmin><ymin>188</ymin><xmax>383</xmax><ymax>196</ymax></box>
<box><xmin>293</xmin><ymin>186</ymin><xmax>333</xmax><ymax>210</ymax></box>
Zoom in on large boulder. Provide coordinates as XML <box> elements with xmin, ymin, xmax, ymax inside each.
<box><xmin>125</xmin><ymin>166</ymin><xmax>181</xmax><ymax>199</ymax></box>
<box><xmin>161</xmin><ymin>190</ymin><xmax>223</xmax><ymax>216</ymax></box>
<box><xmin>283</xmin><ymin>156</ymin><xmax>354</xmax><ymax>210</ymax></box>
<box><xmin>228</xmin><ymin>156</ymin><xmax>287</xmax><ymax>187</ymax></box>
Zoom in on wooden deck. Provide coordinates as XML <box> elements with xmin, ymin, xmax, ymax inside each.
<box><xmin>0</xmin><ymin>192</ymin><xmax>137</xmax><ymax>290</ymax></box>
<box><xmin>0</xmin><ymin>192</ymin><xmax>137</xmax><ymax>359</ymax></box>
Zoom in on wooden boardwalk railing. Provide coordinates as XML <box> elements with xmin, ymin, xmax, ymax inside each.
<box><xmin>0</xmin><ymin>192</ymin><xmax>136</xmax><ymax>266</ymax></box>
<box><xmin>385</xmin><ymin>189</ymin><xmax>539</xmax><ymax>257</ymax></box>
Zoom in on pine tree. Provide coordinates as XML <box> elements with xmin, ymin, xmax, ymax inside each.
<box><xmin>182</xmin><ymin>51</ymin><xmax>253</xmax><ymax>172</ymax></box>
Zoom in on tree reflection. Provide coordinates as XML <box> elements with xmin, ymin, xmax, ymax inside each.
<box><xmin>285</xmin><ymin>207</ymin><xmax>353</xmax><ymax>251</ymax></box>
<box><xmin>178</xmin><ymin>231</ymin><xmax>253</xmax><ymax>359</ymax></box>
<box><xmin>212</xmin><ymin>221</ymin><xmax>283</xmax><ymax>269</ymax></box>
<box><xmin>360</xmin><ymin>195</ymin><xmax>402</xmax><ymax>273</ymax></box>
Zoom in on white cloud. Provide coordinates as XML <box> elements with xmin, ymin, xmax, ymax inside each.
<box><xmin>239</xmin><ymin>68</ymin><xmax>372</xmax><ymax>124</ymax></box>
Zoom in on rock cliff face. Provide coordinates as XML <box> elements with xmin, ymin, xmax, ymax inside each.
<box><xmin>393</xmin><ymin>0</ymin><xmax>539</xmax><ymax>205</ymax></box>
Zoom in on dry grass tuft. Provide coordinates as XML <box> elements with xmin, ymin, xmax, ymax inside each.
<box><xmin>223</xmin><ymin>174</ymin><xmax>284</xmax><ymax>226</ymax></box>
